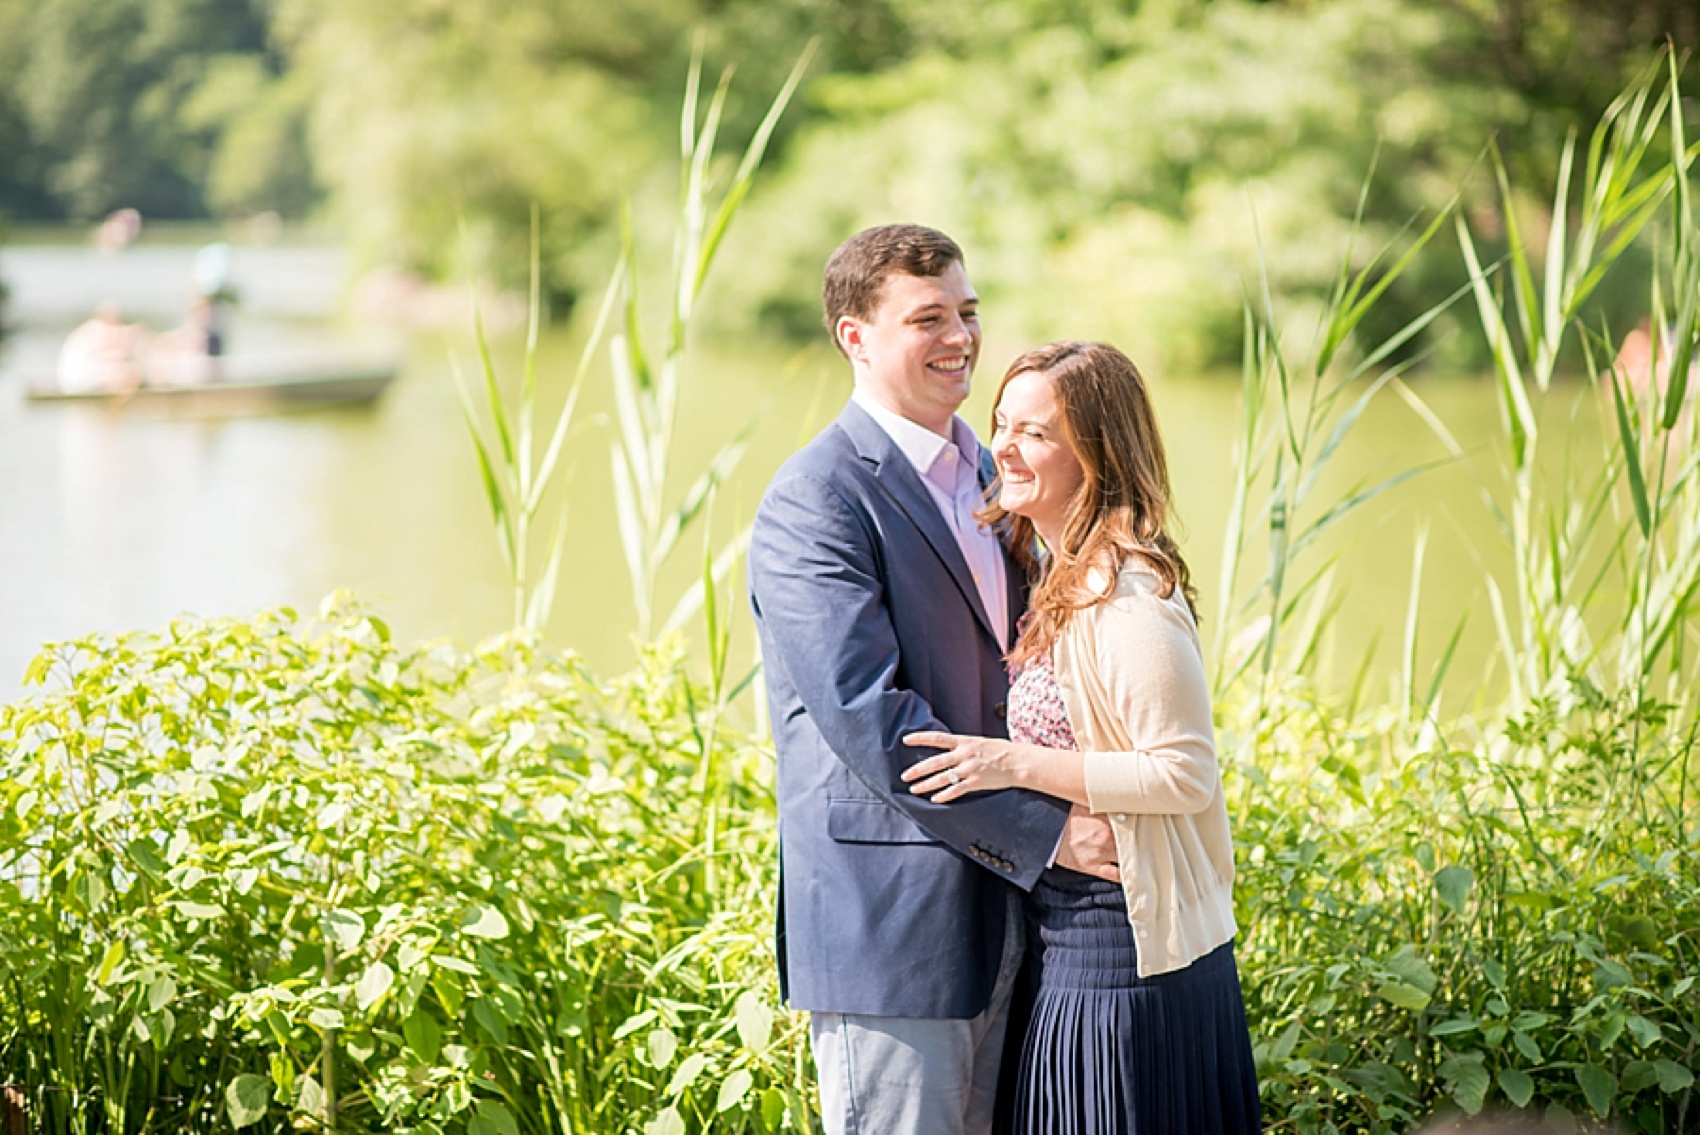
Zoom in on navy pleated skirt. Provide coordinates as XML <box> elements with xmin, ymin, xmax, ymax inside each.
<box><xmin>999</xmin><ymin>868</ymin><xmax>1261</xmax><ymax>1135</ymax></box>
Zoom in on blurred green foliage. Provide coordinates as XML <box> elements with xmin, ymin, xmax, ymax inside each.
<box><xmin>0</xmin><ymin>0</ymin><xmax>1692</xmax><ymax>352</ymax></box>
<box><xmin>0</xmin><ymin>0</ymin><xmax>300</xmax><ymax>220</ymax></box>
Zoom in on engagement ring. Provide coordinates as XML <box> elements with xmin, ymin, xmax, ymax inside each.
<box><xmin>946</xmin><ymin>768</ymin><xmax>961</xmax><ymax>786</ymax></box>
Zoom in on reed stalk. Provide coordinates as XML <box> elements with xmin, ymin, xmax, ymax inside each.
<box><xmin>608</xmin><ymin>37</ymin><xmax>816</xmax><ymax>643</ymax></box>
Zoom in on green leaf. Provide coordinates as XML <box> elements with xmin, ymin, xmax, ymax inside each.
<box><xmin>735</xmin><ymin>990</ymin><xmax>774</xmax><ymax>1053</ymax></box>
<box><xmin>527</xmin><ymin>257</ymin><xmax>624</xmax><ymax>518</ymax></box>
<box><xmin>403</xmin><ymin>1010</ymin><xmax>442</xmax><ymax>1064</ymax></box>
<box><xmin>1625</xmin><ymin>1014</ymin><xmax>1663</xmax><ymax>1048</ymax></box>
<box><xmin>22</xmin><ymin>652</ymin><xmax>52</xmax><ymax>686</ymax></box>
<box><xmin>472</xmin><ymin>998</ymin><xmax>508</xmax><ymax>1046</ymax></box>
<box><xmin>224</xmin><ymin>1074</ymin><xmax>270</xmax><ymax>1128</ymax></box>
<box><xmin>717</xmin><ymin>1069</ymin><xmax>754</xmax><ymax>1113</ymax></box>
<box><xmin>1430</xmin><ymin>1016</ymin><xmax>1478</xmax><ymax>1037</ymax></box>
<box><xmin>523</xmin><ymin>493</ymin><xmax>572</xmax><ymax>632</ymax></box>
<box><xmin>322</xmin><ymin>909</ymin><xmax>365</xmax><ymax>951</ymax></box>
<box><xmin>471</xmin><ymin>1100</ymin><xmax>518</xmax><ymax>1135</ymax></box>
<box><xmin>308</xmin><ymin>1007</ymin><xmax>345</xmax><ymax>1031</ymax></box>
<box><xmin>667</xmin><ymin>1052</ymin><xmax>709</xmax><ymax>1096</ymax></box>
<box><xmin>460</xmin><ymin>904</ymin><xmax>509</xmax><ymax>940</ymax></box>
<box><xmin>355</xmin><ymin>961</ymin><xmax>395</xmax><ymax>1011</ymax></box>
<box><xmin>648</xmin><ymin>1027</ymin><xmax>678</xmax><ymax>1069</ymax></box>
<box><xmin>1513</xmin><ymin>1030</ymin><xmax>1543</xmax><ymax>1063</ymax></box>
<box><xmin>614</xmin><ymin>1009</ymin><xmax>659</xmax><ymax>1040</ymax></box>
<box><xmin>127</xmin><ymin>838</ymin><xmax>166</xmax><ymax>879</ymax></box>
<box><xmin>171</xmin><ymin>900</ymin><xmax>224</xmax><ymax>921</ymax></box>
<box><xmin>1621</xmin><ymin>1061</ymin><xmax>1659</xmax><ymax>1093</ymax></box>
<box><xmin>1377</xmin><ymin>981</ymin><xmax>1432</xmax><ymax>1012</ymax></box>
<box><xmin>645</xmin><ymin>1106</ymin><xmax>685</xmax><ymax>1135</ymax></box>
<box><xmin>761</xmin><ymin>1087</ymin><xmax>787</xmax><ymax>1128</ymax></box>
<box><xmin>397</xmin><ymin>942</ymin><xmax>426</xmax><ymax>972</ymax></box>
<box><xmin>1654</xmin><ymin>1059</ymin><xmax>1694</xmax><ymax>1094</ymax></box>
<box><xmin>1267</xmin><ymin>1020</ymin><xmax>1302</xmax><ymax>1062</ymax></box>
<box><xmin>296</xmin><ymin>1075</ymin><xmax>324</xmax><ymax>1120</ymax></box>
<box><xmin>1434</xmin><ymin>865</ymin><xmax>1474</xmax><ymax>915</ymax></box>
<box><xmin>1498</xmin><ymin>1068</ymin><xmax>1535</xmax><ymax>1108</ymax></box>
<box><xmin>431</xmin><ymin>954</ymin><xmax>478</xmax><ymax>976</ymax></box>
<box><xmin>95</xmin><ymin>940</ymin><xmax>126</xmax><ymax>985</ymax></box>
<box><xmin>1607</xmin><ymin>362</ymin><xmax>1652</xmax><ymax>537</ymax></box>
<box><xmin>694</xmin><ymin>41</ymin><xmax>819</xmax><ymax>298</ymax></box>
<box><xmin>1383</xmin><ymin>944</ymin><xmax>1438</xmax><ymax>993</ymax></box>
<box><xmin>1577</xmin><ymin>1063</ymin><xmax>1617</xmax><ymax>1118</ymax></box>
<box><xmin>451</xmin><ymin>353</ymin><xmax>515</xmax><ymax>572</ymax></box>
<box><xmin>147</xmin><ymin>974</ymin><xmax>176</xmax><ymax>1012</ymax></box>
<box><xmin>1441</xmin><ymin>1053</ymin><xmax>1489</xmax><ymax>1114</ymax></box>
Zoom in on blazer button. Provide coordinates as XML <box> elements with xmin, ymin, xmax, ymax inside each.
<box><xmin>993</xmin><ymin>701</ymin><xmax>1007</xmax><ymax>719</ymax></box>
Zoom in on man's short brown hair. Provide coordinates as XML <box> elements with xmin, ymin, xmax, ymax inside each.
<box><xmin>822</xmin><ymin>225</ymin><xmax>965</xmax><ymax>353</ymax></box>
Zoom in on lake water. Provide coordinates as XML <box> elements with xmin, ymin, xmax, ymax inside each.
<box><xmin>0</xmin><ymin>234</ymin><xmax>1588</xmax><ymax>703</ymax></box>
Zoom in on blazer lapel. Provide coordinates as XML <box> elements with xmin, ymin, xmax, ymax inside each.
<box><xmin>838</xmin><ymin>402</ymin><xmax>1003</xmax><ymax>649</ymax></box>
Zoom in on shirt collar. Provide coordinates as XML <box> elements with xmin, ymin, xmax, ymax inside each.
<box><xmin>851</xmin><ymin>389</ymin><xmax>983</xmax><ymax>479</ymax></box>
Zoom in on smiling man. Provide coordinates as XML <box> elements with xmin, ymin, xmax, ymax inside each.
<box><xmin>748</xmin><ymin>224</ymin><xmax>1119</xmax><ymax>1135</ymax></box>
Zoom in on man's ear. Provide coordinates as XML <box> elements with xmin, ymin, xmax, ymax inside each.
<box><xmin>835</xmin><ymin>316</ymin><xmax>865</xmax><ymax>362</ymax></box>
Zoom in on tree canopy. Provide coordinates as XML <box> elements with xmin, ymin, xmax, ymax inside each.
<box><xmin>0</xmin><ymin>0</ymin><xmax>1690</xmax><ymax>362</ymax></box>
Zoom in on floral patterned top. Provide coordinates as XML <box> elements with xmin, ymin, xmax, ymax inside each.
<box><xmin>1007</xmin><ymin>651</ymin><xmax>1078</xmax><ymax>752</ymax></box>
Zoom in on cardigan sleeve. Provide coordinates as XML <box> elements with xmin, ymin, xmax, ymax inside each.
<box><xmin>1079</xmin><ymin>577</ymin><xmax>1221</xmax><ymax>816</ymax></box>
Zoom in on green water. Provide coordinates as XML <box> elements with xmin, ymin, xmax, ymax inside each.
<box><xmin>0</xmin><ymin>238</ymin><xmax>1605</xmax><ymax>705</ymax></box>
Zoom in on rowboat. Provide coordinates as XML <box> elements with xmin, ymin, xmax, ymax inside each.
<box><xmin>25</xmin><ymin>353</ymin><xmax>399</xmax><ymax>414</ymax></box>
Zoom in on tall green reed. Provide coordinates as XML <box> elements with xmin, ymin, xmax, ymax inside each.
<box><xmin>607</xmin><ymin>39</ymin><xmax>815</xmax><ymax>645</ymax></box>
<box><xmin>1223</xmin><ymin>52</ymin><xmax>1699</xmax><ymax>1131</ymax></box>
<box><xmin>454</xmin><ymin>210</ymin><xmax>623</xmax><ymax>633</ymax></box>
<box><xmin>456</xmin><ymin>39</ymin><xmax>816</xmax><ymax>650</ymax></box>
<box><xmin>1210</xmin><ymin>164</ymin><xmax>1462</xmax><ymax>704</ymax></box>
<box><xmin>1454</xmin><ymin>53</ymin><xmax>1697</xmax><ymax>708</ymax></box>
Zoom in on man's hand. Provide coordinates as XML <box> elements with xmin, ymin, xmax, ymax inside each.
<box><xmin>1054</xmin><ymin>805</ymin><xmax>1119</xmax><ymax>882</ymax></box>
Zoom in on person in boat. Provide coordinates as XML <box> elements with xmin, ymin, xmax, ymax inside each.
<box><xmin>191</xmin><ymin>242</ymin><xmax>237</xmax><ymax>357</ymax></box>
<box><xmin>57</xmin><ymin>303</ymin><xmax>146</xmax><ymax>394</ymax></box>
<box><xmin>94</xmin><ymin>208</ymin><xmax>142</xmax><ymax>254</ymax></box>
<box><xmin>1613</xmin><ymin>318</ymin><xmax>1698</xmax><ymax>403</ymax></box>
<box><xmin>143</xmin><ymin>298</ymin><xmax>221</xmax><ymax>387</ymax></box>
<box><xmin>145</xmin><ymin>253</ymin><xmax>238</xmax><ymax>387</ymax></box>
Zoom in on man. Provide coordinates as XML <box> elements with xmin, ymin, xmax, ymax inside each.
<box><xmin>749</xmin><ymin>224</ymin><xmax>1119</xmax><ymax>1135</ymax></box>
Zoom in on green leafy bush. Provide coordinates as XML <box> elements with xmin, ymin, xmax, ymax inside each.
<box><xmin>1227</xmin><ymin>683</ymin><xmax>1699</xmax><ymax>1132</ymax></box>
<box><xmin>0</xmin><ymin>597</ymin><xmax>806</xmax><ymax>1134</ymax></box>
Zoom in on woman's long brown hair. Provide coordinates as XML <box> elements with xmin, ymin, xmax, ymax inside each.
<box><xmin>982</xmin><ymin>340</ymin><xmax>1197</xmax><ymax>667</ymax></box>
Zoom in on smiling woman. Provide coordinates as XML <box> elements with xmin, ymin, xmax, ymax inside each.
<box><xmin>904</xmin><ymin>339</ymin><xmax>1258</xmax><ymax>1135</ymax></box>
<box><xmin>987</xmin><ymin>368</ymin><xmax>1084</xmax><ymax>549</ymax></box>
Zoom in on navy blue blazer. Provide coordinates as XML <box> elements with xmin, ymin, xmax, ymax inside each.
<box><xmin>749</xmin><ymin>400</ymin><xmax>1071</xmax><ymax>1019</ymax></box>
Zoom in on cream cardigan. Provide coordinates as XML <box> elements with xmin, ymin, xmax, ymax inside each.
<box><xmin>1051</xmin><ymin>558</ymin><xmax>1239</xmax><ymax>977</ymax></box>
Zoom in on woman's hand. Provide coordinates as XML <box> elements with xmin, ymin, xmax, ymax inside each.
<box><xmin>902</xmin><ymin>731</ymin><xmax>1028</xmax><ymax>803</ymax></box>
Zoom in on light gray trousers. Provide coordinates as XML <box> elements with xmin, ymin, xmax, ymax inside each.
<box><xmin>809</xmin><ymin>891</ymin><xmax>1025</xmax><ymax>1135</ymax></box>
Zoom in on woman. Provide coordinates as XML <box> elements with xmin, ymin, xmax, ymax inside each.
<box><xmin>901</xmin><ymin>340</ymin><xmax>1260</xmax><ymax>1134</ymax></box>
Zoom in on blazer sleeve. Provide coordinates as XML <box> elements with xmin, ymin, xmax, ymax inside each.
<box><xmin>751</xmin><ymin>470</ymin><xmax>1067</xmax><ymax>887</ymax></box>
<box><xmin>1079</xmin><ymin>587</ymin><xmax>1221</xmax><ymax>816</ymax></box>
